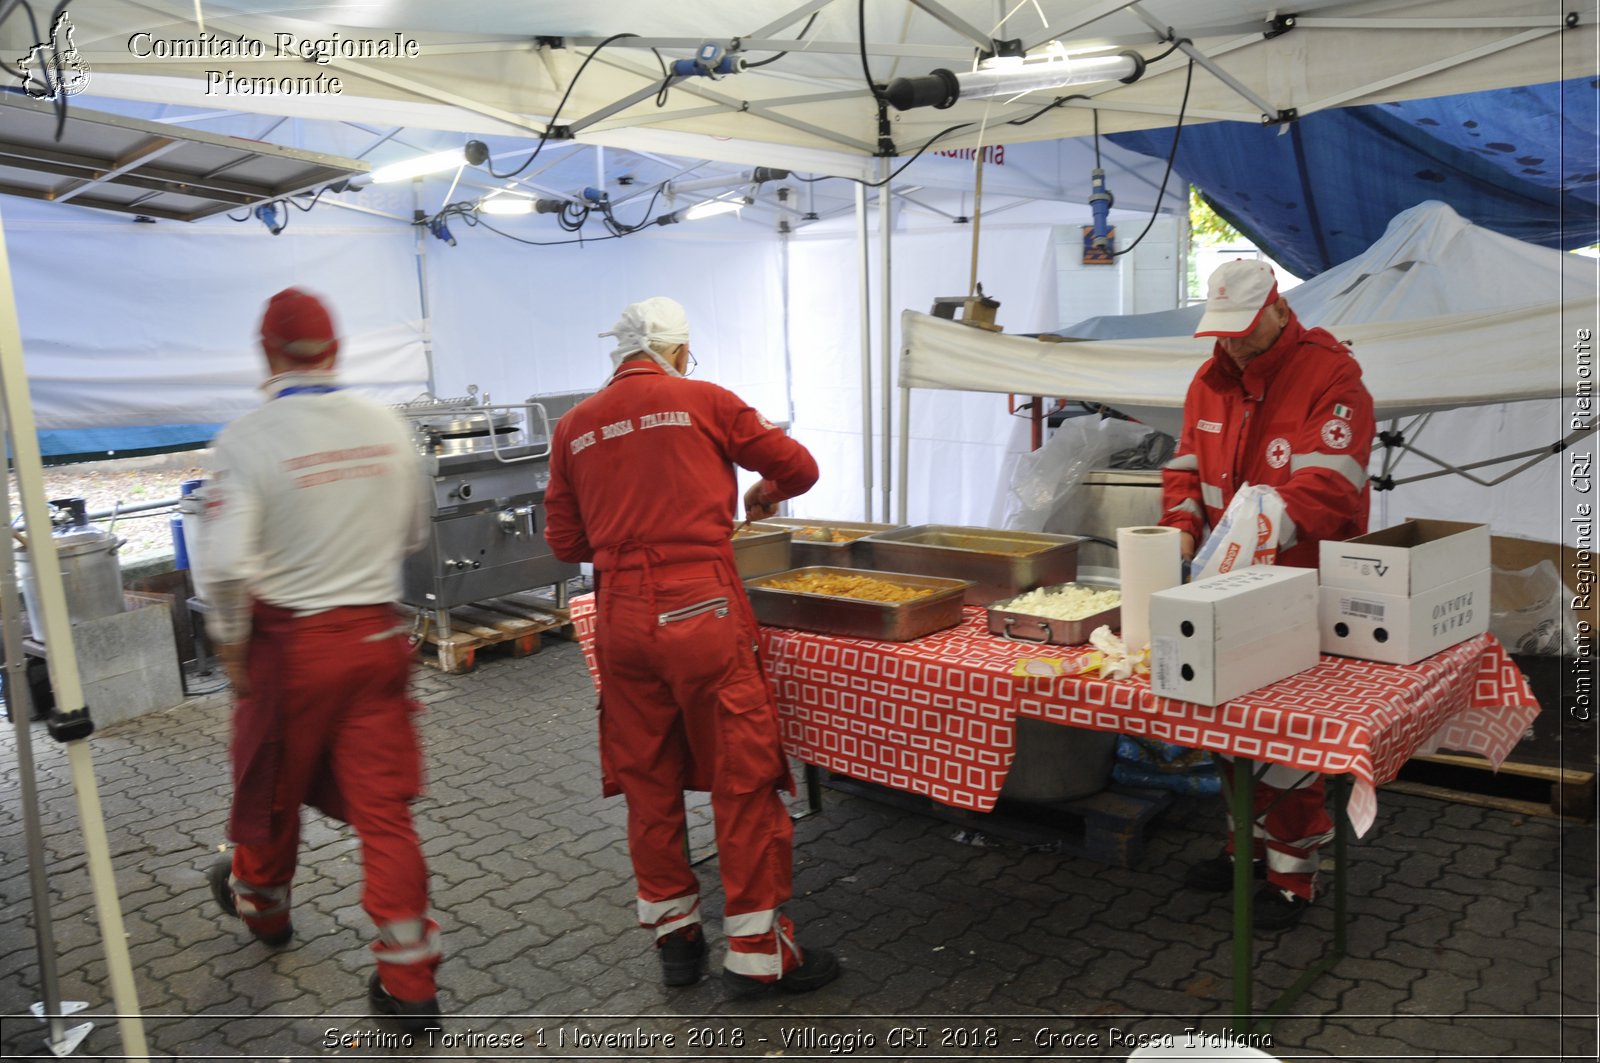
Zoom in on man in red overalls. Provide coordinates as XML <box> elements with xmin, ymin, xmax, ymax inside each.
<box><xmin>200</xmin><ymin>289</ymin><xmax>441</xmax><ymax>1031</ymax></box>
<box><xmin>544</xmin><ymin>296</ymin><xmax>839</xmax><ymax>995</ymax></box>
<box><xmin>1161</xmin><ymin>260</ymin><xmax>1374</xmax><ymax>930</ymax></box>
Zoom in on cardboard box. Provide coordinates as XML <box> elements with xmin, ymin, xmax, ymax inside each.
<box><xmin>1319</xmin><ymin>519</ymin><xmax>1489</xmax><ymax>595</ymax></box>
<box><xmin>1150</xmin><ymin>566</ymin><xmax>1320</xmax><ymax>706</ymax></box>
<box><xmin>1319</xmin><ymin>568</ymin><xmax>1491</xmax><ymax>665</ymax></box>
<box><xmin>1318</xmin><ymin>520</ymin><xmax>1490</xmax><ymax>664</ymax></box>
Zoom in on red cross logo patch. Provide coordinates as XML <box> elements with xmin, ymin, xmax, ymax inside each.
<box><xmin>1321</xmin><ymin>418</ymin><xmax>1352</xmax><ymax>450</ymax></box>
<box><xmin>1265</xmin><ymin>436</ymin><xmax>1291</xmax><ymax>469</ymax></box>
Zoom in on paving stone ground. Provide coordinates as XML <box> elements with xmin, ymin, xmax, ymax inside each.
<box><xmin>0</xmin><ymin>635</ymin><xmax>1595</xmax><ymax>1061</ymax></box>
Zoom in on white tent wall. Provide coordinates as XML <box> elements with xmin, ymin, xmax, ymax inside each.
<box><xmin>786</xmin><ymin>221</ymin><xmax>1057</xmax><ymax>525</ymax></box>
<box><xmin>423</xmin><ymin>225</ymin><xmax>789</xmax><ymax>419</ymax></box>
<box><xmin>5</xmin><ymin>197</ymin><xmax>427</xmax><ymax>429</ymax></box>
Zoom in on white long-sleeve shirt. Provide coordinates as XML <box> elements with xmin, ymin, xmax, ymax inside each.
<box><xmin>200</xmin><ymin>371</ymin><xmax>427</xmax><ymax>645</ymax></box>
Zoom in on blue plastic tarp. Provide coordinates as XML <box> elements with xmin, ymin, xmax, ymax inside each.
<box><xmin>1109</xmin><ymin>76</ymin><xmax>1598</xmax><ymax>277</ymax></box>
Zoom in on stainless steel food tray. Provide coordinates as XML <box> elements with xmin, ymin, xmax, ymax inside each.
<box><xmin>731</xmin><ymin>524</ymin><xmax>792</xmax><ymax>579</ymax></box>
<box><xmin>986</xmin><ymin>582</ymin><xmax>1122</xmax><ymax>646</ymax></box>
<box><xmin>860</xmin><ymin>524</ymin><xmax>1083</xmax><ymax>605</ymax></box>
<box><xmin>756</xmin><ymin>517</ymin><xmax>902</xmax><ymax>569</ymax></box>
<box><xmin>744</xmin><ymin>566</ymin><xmax>970</xmax><ymax>641</ymax></box>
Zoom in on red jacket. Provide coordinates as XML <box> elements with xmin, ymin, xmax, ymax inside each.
<box><xmin>1160</xmin><ymin>311</ymin><xmax>1374</xmax><ymax>567</ymax></box>
<box><xmin>545</xmin><ymin>361</ymin><xmax>818</xmax><ymax>570</ymax></box>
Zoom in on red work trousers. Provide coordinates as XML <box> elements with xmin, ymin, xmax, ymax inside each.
<box><xmin>1218</xmin><ymin>757</ymin><xmax>1333</xmax><ymax>901</ymax></box>
<box><xmin>596</xmin><ymin>559</ymin><xmax>801</xmax><ymax>981</ymax></box>
<box><xmin>228</xmin><ymin>603</ymin><xmax>438</xmax><ymax>999</ymax></box>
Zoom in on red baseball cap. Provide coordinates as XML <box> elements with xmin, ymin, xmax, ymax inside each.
<box><xmin>259</xmin><ymin>287</ymin><xmax>339</xmax><ymax>362</ymax></box>
<box><xmin>1194</xmin><ymin>260</ymin><xmax>1280</xmax><ymax>338</ymax></box>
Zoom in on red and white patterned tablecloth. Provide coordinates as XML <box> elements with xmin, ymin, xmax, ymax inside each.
<box><xmin>570</xmin><ymin>596</ymin><xmax>1538</xmax><ymax>836</ymax></box>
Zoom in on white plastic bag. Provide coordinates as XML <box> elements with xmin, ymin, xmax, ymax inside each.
<box><xmin>1491</xmin><ymin>560</ymin><xmax>1580</xmax><ymax>656</ymax></box>
<box><xmin>1003</xmin><ymin>416</ymin><xmax>1155</xmax><ymax>532</ymax></box>
<box><xmin>1192</xmin><ymin>483</ymin><xmax>1286</xmax><ymax>581</ymax></box>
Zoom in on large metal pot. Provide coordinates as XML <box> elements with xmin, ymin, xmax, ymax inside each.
<box><xmin>17</xmin><ymin>498</ymin><xmax>125</xmax><ymax>640</ymax></box>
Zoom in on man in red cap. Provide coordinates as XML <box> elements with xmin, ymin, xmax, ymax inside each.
<box><xmin>1160</xmin><ymin>259</ymin><xmax>1375</xmax><ymax>930</ymax></box>
<box><xmin>545</xmin><ymin>296</ymin><xmax>839</xmax><ymax>996</ymax></box>
<box><xmin>200</xmin><ymin>287</ymin><xmax>441</xmax><ymax>1031</ymax></box>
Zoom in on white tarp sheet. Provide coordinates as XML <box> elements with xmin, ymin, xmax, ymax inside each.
<box><xmin>901</xmin><ymin>201</ymin><xmax>1596</xmax><ymax>540</ymax></box>
<box><xmin>902</xmin><ymin>297</ymin><xmax>1578</xmax><ymax>438</ymax></box>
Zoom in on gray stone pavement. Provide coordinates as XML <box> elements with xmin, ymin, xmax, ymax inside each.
<box><xmin>0</xmin><ymin>635</ymin><xmax>1595</xmax><ymax>1061</ymax></box>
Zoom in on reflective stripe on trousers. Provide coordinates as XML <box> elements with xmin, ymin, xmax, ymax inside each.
<box><xmin>638</xmin><ymin>893</ymin><xmax>701</xmax><ymax>940</ymax></box>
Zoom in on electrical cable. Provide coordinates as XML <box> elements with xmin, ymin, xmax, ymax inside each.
<box><xmin>1</xmin><ymin>1</ymin><xmax>72</xmax><ymax>139</ymax></box>
<box><xmin>745</xmin><ymin>13</ymin><xmax>819</xmax><ymax>68</ymax></box>
<box><xmin>1111</xmin><ymin>57</ymin><xmax>1193</xmax><ymax>258</ymax></box>
<box><xmin>487</xmin><ymin>33</ymin><xmax>640</xmax><ymax>179</ymax></box>
<box><xmin>857</xmin><ymin>0</ymin><xmax>883</xmax><ymax>99</ymax></box>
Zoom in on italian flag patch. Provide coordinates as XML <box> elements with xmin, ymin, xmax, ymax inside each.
<box><xmin>1333</xmin><ymin>403</ymin><xmax>1351</xmax><ymax>419</ymax></box>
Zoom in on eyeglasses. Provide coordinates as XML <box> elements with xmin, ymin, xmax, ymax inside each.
<box><xmin>683</xmin><ymin>347</ymin><xmax>697</xmax><ymax>377</ymax></box>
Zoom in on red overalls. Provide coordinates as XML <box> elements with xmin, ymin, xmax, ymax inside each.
<box><xmin>544</xmin><ymin>361</ymin><xmax>819</xmax><ymax>980</ymax></box>
<box><xmin>228</xmin><ymin>603</ymin><xmax>439</xmax><ymax>1000</ymax></box>
<box><xmin>1161</xmin><ymin>312</ymin><xmax>1375</xmax><ymax>899</ymax></box>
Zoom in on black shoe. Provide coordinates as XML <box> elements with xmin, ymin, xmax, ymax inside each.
<box><xmin>208</xmin><ymin>854</ymin><xmax>292</xmax><ymax>947</ymax></box>
<box><xmin>1183</xmin><ymin>853</ymin><xmax>1266</xmax><ymax>893</ymax></box>
<box><xmin>368</xmin><ymin>972</ymin><xmax>442</xmax><ymax>1036</ymax></box>
<box><xmin>659</xmin><ymin>926</ymin><xmax>707</xmax><ymax>987</ymax></box>
<box><xmin>722</xmin><ymin>945</ymin><xmax>840</xmax><ymax>999</ymax></box>
<box><xmin>1252</xmin><ymin>884</ymin><xmax>1310</xmax><ymax>930</ymax></box>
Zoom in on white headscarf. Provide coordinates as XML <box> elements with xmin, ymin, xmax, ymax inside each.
<box><xmin>600</xmin><ymin>296</ymin><xmax>690</xmax><ymax>375</ymax></box>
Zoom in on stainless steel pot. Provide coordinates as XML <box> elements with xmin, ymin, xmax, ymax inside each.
<box><xmin>17</xmin><ymin>498</ymin><xmax>125</xmax><ymax>639</ymax></box>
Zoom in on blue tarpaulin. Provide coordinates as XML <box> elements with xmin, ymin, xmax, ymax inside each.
<box><xmin>1109</xmin><ymin>77</ymin><xmax>1598</xmax><ymax>277</ymax></box>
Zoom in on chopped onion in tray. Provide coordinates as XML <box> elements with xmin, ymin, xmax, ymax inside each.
<box><xmin>1000</xmin><ymin>584</ymin><xmax>1121</xmax><ymax>621</ymax></box>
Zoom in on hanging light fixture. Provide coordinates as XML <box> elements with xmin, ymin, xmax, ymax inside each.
<box><xmin>479</xmin><ymin>194</ymin><xmax>568</xmax><ymax>216</ymax></box>
<box><xmin>885</xmin><ymin>48</ymin><xmax>1145</xmax><ymax>111</ymax></box>
<box><xmin>682</xmin><ymin>196</ymin><xmax>749</xmax><ymax>221</ymax></box>
<box><xmin>371</xmin><ymin>140</ymin><xmax>490</xmax><ymax>183</ymax></box>
<box><xmin>656</xmin><ymin>195</ymin><xmax>753</xmax><ymax>226</ymax></box>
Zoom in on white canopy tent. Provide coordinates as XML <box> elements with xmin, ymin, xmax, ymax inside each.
<box><xmin>900</xmin><ymin>201</ymin><xmax>1597</xmax><ymax>540</ymax></box>
<box><xmin>0</xmin><ymin>7</ymin><xmax>1593</xmax><ymax>1055</ymax></box>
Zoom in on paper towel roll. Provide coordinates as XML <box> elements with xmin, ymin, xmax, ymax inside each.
<box><xmin>1117</xmin><ymin>525</ymin><xmax>1183</xmax><ymax>652</ymax></box>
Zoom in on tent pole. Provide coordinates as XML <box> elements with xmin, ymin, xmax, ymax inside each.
<box><xmin>0</xmin><ymin>205</ymin><xmax>149</xmax><ymax>1059</ymax></box>
<box><xmin>411</xmin><ymin>180</ymin><xmax>437</xmax><ymax>396</ymax></box>
<box><xmin>897</xmin><ymin>380</ymin><xmax>910</xmax><ymax>525</ymax></box>
<box><xmin>878</xmin><ymin>160</ymin><xmax>893</xmax><ymax>523</ymax></box>
<box><xmin>0</xmin><ymin>448</ymin><xmax>90</xmax><ymax>1057</ymax></box>
<box><xmin>856</xmin><ymin>180</ymin><xmax>873</xmax><ymax>522</ymax></box>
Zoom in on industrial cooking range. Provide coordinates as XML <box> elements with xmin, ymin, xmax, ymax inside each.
<box><xmin>396</xmin><ymin>390</ymin><xmax>586</xmax><ymax>629</ymax></box>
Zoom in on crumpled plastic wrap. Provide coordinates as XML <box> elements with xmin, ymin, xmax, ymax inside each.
<box><xmin>1076</xmin><ymin>624</ymin><xmax>1149</xmax><ymax>681</ymax></box>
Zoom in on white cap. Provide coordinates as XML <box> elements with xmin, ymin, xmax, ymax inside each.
<box><xmin>1194</xmin><ymin>260</ymin><xmax>1280</xmax><ymax>338</ymax></box>
<box><xmin>600</xmin><ymin>296</ymin><xmax>690</xmax><ymax>371</ymax></box>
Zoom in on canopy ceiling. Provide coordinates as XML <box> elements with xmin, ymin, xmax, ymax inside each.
<box><xmin>4</xmin><ymin>1</ymin><xmax>1590</xmax><ymax>180</ymax></box>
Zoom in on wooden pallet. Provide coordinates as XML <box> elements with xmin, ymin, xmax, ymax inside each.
<box><xmin>1389</xmin><ymin>753</ymin><xmax>1597</xmax><ymax>821</ymax></box>
<box><xmin>403</xmin><ymin>595</ymin><xmax>572</xmax><ymax>674</ymax></box>
<box><xmin>823</xmin><ymin>773</ymin><xmax>1173</xmax><ymax>867</ymax></box>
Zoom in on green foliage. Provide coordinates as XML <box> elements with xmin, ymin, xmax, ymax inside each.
<box><xmin>1189</xmin><ymin>186</ymin><xmax>1243</xmax><ymax>245</ymax></box>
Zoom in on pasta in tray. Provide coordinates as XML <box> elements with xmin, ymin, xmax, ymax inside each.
<box><xmin>761</xmin><ymin>571</ymin><xmax>932</xmax><ymax>603</ymax></box>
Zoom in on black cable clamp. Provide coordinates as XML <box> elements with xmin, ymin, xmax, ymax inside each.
<box><xmin>1261</xmin><ymin>106</ymin><xmax>1299</xmax><ymax>125</ymax></box>
<box><xmin>977</xmin><ymin>38</ymin><xmax>1025</xmax><ymax>62</ymax></box>
<box><xmin>1371</xmin><ymin>474</ymin><xmax>1395</xmax><ymax>493</ymax></box>
<box><xmin>1265</xmin><ymin>14</ymin><xmax>1299</xmax><ymax>40</ymax></box>
<box><xmin>47</xmin><ymin>706</ymin><xmax>95</xmax><ymax>743</ymax></box>
<box><xmin>875</xmin><ymin>97</ymin><xmax>897</xmax><ymax>158</ymax></box>
<box><xmin>1377</xmin><ymin>429</ymin><xmax>1406</xmax><ymax>448</ymax></box>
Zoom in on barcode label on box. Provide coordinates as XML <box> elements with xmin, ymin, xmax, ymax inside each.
<box><xmin>1340</xmin><ymin>598</ymin><xmax>1385</xmax><ymax>621</ymax></box>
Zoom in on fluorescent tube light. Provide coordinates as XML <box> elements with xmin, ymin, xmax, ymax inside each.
<box><xmin>885</xmin><ymin>48</ymin><xmax>1145</xmax><ymax>111</ymax></box>
<box><xmin>683</xmin><ymin>197</ymin><xmax>747</xmax><ymax>221</ymax></box>
<box><xmin>371</xmin><ymin>148</ymin><xmax>469</xmax><ymax>184</ymax></box>
<box><xmin>479</xmin><ymin>196</ymin><xmax>535</xmax><ymax>215</ymax></box>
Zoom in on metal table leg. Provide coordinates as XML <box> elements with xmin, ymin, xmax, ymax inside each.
<box><xmin>1231</xmin><ymin>756</ymin><xmax>1256</xmax><ymax>1030</ymax></box>
<box><xmin>1233</xmin><ymin>766</ymin><xmax>1353</xmax><ymax>1035</ymax></box>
